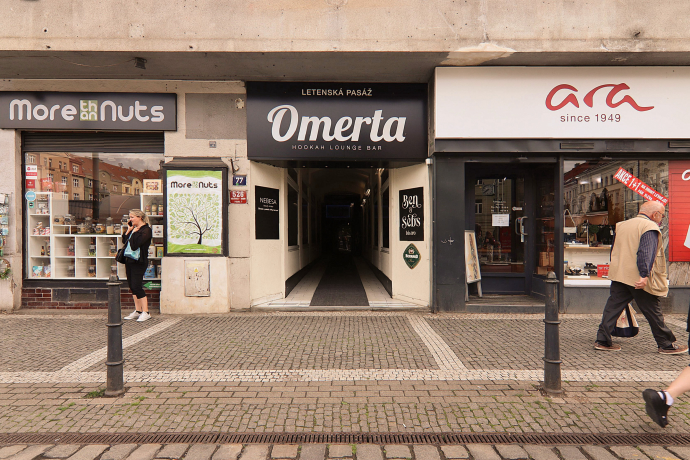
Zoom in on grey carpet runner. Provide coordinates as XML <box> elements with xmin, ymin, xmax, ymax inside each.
<box><xmin>309</xmin><ymin>252</ymin><xmax>369</xmax><ymax>306</ymax></box>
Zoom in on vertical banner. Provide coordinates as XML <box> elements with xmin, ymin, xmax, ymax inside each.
<box><xmin>255</xmin><ymin>186</ymin><xmax>280</xmax><ymax>239</ymax></box>
<box><xmin>669</xmin><ymin>161</ymin><xmax>690</xmax><ymax>262</ymax></box>
<box><xmin>399</xmin><ymin>187</ymin><xmax>424</xmax><ymax>241</ymax></box>
<box><xmin>166</xmin><ymin>169</ymin><xmax>225</xmax><ymax>255</ymax></box>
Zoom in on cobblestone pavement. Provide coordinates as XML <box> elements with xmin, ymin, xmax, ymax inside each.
<box><xmin>2</xmin><ymin>312</ymin><xmax>690</xmax><ymax>435</ymax></box>
<box><xmin>4</xmin><ymin>443</ymin><xmax>690</xmax><ymax>460</ymax></box>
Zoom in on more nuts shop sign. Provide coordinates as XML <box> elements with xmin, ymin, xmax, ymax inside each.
<box><xmin>435</xmin><ymin>67</ymin><xmax>690</xmax><ymax>139</ymax></box>
<box><xmin>247</xmin><ymin>82</ymin><xmax>427</xmax><ymax>160</ymax></box>
<box><xmin>0</xmin><ymin>92</ymin><xmax>177</xmax><ymax>130</ymax></box>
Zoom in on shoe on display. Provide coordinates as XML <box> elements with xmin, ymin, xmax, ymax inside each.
<box><xmin>658</xmin><ymin>344</ymin><xmax>689</xmax><ymax>355</ymax></box>
<box><xmin>124</xmin><ymin>310</ymin><xmax>141</xmax><ymax>320</ymax></box>
<box><xmin>642</xmin><ymin>389</ymin><xmax>669</xmax><ymax>427</ymax></box>
<box><xmin>594</xmin><ymin>341</ymin><xmax>621</xmax><ymax>351</ymax></box>
<box><xmin>136</xmin><ymin>311</ymin><xmax>151</xmax><ymax>322</ymax></box>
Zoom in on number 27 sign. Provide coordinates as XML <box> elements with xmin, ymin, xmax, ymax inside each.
<box><xmin>230</xmin><ymin>190</ymin><xmax>247</xmax><ymax>204</ymax></box>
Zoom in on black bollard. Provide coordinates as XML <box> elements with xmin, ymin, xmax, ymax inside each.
<box><xmin>543</xmin><ymin>271</ymin><xmax>563</xmax><ymax>395</ymax></box>
<box><xmin>105</xmin><ymin>273</ymin><xmax>125</xmax><ymax>397</ymax></box>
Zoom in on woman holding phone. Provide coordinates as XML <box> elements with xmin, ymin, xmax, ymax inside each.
<box><xmin>122</xmin><ymin>209</ymin><xmax>153</xmax><ymax>322</ymax></box>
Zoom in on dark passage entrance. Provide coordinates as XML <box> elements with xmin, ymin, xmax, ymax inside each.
<box><xmin>309</xmin><ymin>252</ymin><xmax>369</xmax><ymax>306</ymax></box>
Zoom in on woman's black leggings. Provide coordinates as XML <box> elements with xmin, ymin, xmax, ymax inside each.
<box><xmin>125</xmin><ymin>263</ymin><xmax>147</xmax><ymax>299</ymax></box>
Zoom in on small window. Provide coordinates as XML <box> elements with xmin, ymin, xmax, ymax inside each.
<box><xmin>62</xmin><ymin>192</ymin><xmax>68</xmax><ymax>200</ymax></box>
<box><xmin>61</xmin><ymin>177</ymin><xmax>67</xmax><ymax>185</ymax></box>
<box><xmin>112</xmin><ymin>185</ymin><xmax>117</xmax><ymax>192</ymax></box>
<box><xmin>73</xmin><ymin>178</ymin><xmax>79</xmax><ymax>188</ymax></box>
<box><xmin>88</xmin><ymin>194</ymin><xmax>93</xmax><ymax>201</ymax></box>
<box><xmin>72</xmin><ymin>164</ymin><xmax>79</xmax><ymax>173</ymax></box>
<box><xmin>475</xmin><ymin>199</ymin><xmax>483</xmax><ymax>214</ymax></box>
<box><xmin>73</xmin><ymin>193</ymin><xmax>80</xmax><ymax>200</ymax></box>
<box><xmin>48</xmin><ymin>173</ymin><xmax>54</xmax><ymax>182</ymax></box>
<box><xmin>87</xmin><ymin>179</ymin><xmax>93</xmax><ymax>188</ymax></box>
<box><xmin>48</xmin><ymin>159</ymin><xmax>53</xmax><ymax>168</ymax></box>
<box><xmin>27</xmin><ymin>154</ymin><xmax>35</xmax><ymax>164</ymax></box>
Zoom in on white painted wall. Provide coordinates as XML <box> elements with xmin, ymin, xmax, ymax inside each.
<box><xmin>391</xmin><ymin>164</ymin><xmax>431</xmax><ymax>307</ymax></box>
<box><xmin>249</xmin><ymin>162</ymin><xmax>285</xmax><ymax>306</ymax></box>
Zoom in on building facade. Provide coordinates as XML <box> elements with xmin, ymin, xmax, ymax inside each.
<box><xmin>0</xmin><ymin>1</ymin><xmax>688</xmax><ymax>313</ymax></box>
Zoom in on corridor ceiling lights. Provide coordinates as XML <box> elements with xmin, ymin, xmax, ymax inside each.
<box><xmin>364</xmin><ymin>189</ymin><xmax>370</xmax><ymax>197</ymax></box>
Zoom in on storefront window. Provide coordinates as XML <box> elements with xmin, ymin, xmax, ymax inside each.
<box><xmin>561</xmin><ymin>159</ymin><xmax>689</xmax><ymax>286</ymax></box>
<box><xmin>24</xmin><ymin>152</ymin><xmax>164</xmax><ymax>280</ymax></box>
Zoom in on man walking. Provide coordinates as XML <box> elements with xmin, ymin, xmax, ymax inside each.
<box><xmin>594</xmin><ymin>201</ymin><xmax>687</xmax><ymax>354</ymax></box>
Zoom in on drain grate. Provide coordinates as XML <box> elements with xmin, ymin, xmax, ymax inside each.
<box><xmin>1</xmin><ymin>431</ymin><xmax>689</xmax><ymax>446</ymax></box>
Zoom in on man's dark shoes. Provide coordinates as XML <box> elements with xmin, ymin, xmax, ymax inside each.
<box><xmin>643</xmin><ymin>389</ymin><xmax>669</xmax><ymax>427</ymax></box>
<box><xmin>594</xmin><ymin>341</ymin><xmax>621</xmax><ymax>351</ymax></box>
<box><xmin>658</xmin><ymin>344</ymin><xmax>689</xmax><ymax>355</ymax></box>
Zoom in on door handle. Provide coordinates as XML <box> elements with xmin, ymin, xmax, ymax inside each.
<box><xmin>515</xmin><ymin>216</ymin><xmax>527</xmax><ymax>242</ymax></box>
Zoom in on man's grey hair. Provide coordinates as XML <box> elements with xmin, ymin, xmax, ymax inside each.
<box><xmin>639</xmin><ymin>201</ymin><xmax>666</xmax><ymax>215</ymax></box>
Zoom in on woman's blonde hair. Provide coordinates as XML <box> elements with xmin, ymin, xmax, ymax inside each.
<box><xmin>129</xmin><ymin>209</ymin><xmax>150</xmax><ymax>225</ymax></box>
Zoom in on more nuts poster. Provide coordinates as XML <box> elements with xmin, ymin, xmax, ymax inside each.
<box><xmin>166</xmin><ymin>169</ymin><xmax>226</xmax><ymax>255</ymax></box>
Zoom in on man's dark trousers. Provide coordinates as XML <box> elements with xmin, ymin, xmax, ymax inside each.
<box><xmin>596</xmin><ymin>280</ymin><xmax>675</xmax><ymax>348</ymax></box>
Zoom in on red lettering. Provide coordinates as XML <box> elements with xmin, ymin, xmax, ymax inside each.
<box><xmin>545</xmin><ymin>84</ymin><xmax>579</xmax><ymax>111</ymax></box>
<box><xmin>583</xmin><ymin>83</ymin><xmax>654</xmax><ymax>112</ymax></box>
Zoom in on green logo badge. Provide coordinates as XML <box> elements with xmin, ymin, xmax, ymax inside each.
<box><xmin>403</xmin><ymin>243</ymin><xmax>421</xmax><ymax>269</ymax></box>
<box><xmin>143</xmin><ymin>281</ymin><xmax>161</xmax><ymax>290</ymax></box>
<box><xmin>79</xmin><ymin>100</ymin><xmax>98</xmax><ymax>121</ymax></box>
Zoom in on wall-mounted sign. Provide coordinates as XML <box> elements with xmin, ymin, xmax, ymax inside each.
<box><xmin>435</xmin><ymin>67</ymin><xmax>690</xmax><ymax>139</ymax></box>
<box><xmin>25</xmin><ymin>179</ymin><xmax>35</xmax><ymax>189</ymax></box>
<box><xmin>247</xmin><ymin>82</ymin><xmax>427</xmax><ymax>160</ymax></box>
<box><xmin>166</xmin><ymin>169</ymin><xmax>226</xmax><ymax>255</ymax></box>
<box><xmin>24</xmin><ymin>191</ymin><xmax>35</xmax><ymax>201</ymax></box>
<box><xmin>25</xmin><ymin>165</ymin><xmax>37</xmax><ymax>177</ymax></box>
<box><xmin>0</xmin><ymin>92</ymin><xmax>176</xmax><ymax>130</ymax></box>
<box><xmin>399</xmin><ymin>187</ymin><xmax>424</xmax><ymax>241</ymax></box>
<box><xmin>613</xmin><ymin>167</ymin><xmax>668</xmax><ymax>205</ymax></box>
<box><xmin>255</xmin><ymin>186</ymin><xmax>279</xmax><ymax>239</ymax></box>
<box><xmin>232</xmin><ymin>175</ymin><xmax>247</xmax><ymax>186</ymax></box>
<box><xmin>403</xmin><ymin>243</ymin><xmax>421</xmax><ymax>269</ymax></box>
<box><xmin>669</xmin><ymin>161</ymin><xmax>690</xmax><ymax>262</ymax></box>
<box><xmin>231</xmin><ymin>190</ymin><xmax>247</xmax><ymax>204</ymax></box>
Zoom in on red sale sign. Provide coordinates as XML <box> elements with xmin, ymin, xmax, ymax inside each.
<box><xmin>613</xmin><ymin>167</ymin><xmax>668</xmax><ymax>205</ymax></box>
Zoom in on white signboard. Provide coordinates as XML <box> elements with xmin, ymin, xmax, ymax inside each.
<box><xmin>435</xmin><ymin>67</ymin><xmax>690</xmax><ymax>139</ymax></box>
<box><xmin>492</xmin><ymin>214</ymin><xmax>510</xmax><ymax>227</ymax></box>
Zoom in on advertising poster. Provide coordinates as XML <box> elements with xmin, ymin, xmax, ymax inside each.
<box><xmin>669</xmin><ymin>160</ymin><xmax>690</xmax><ymax>262</ymax></box>
<box><xmin>166</xmin><ymin>169</ymin><xmax>224</xmax><ymax>255</ymax></box>
<box><xmin>399</xmin><ymin>187</ymin><xmax>424</xmax><ymax>241</ymax></box>
<box><xmin>255</xmin><ymin>186</ymin><xmax>280</xmax><ymax>239</ymax></box>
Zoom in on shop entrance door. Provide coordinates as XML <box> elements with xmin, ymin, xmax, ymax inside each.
<box><xmin>466</xmin><ymin>163</ymin><xmax>556</xmax><ymax>299</ymax></box>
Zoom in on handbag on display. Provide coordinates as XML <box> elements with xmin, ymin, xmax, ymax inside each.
<box><xmin>123</xmin><ymin>241</ymin><xmax>141</xmax><ymax>261</ymax></box>
<box><xmin>612</xmin><ymin>303</ymin><xmax>639</xmax><ymax>338</ymax></box>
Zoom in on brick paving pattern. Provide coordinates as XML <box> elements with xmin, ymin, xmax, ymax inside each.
<box><xmin>86</xmin><ymin>316</ymin><xmax>438</xmax><ymax>372</ymax></box>
<box><xmin>427</xmin><ymin>317</ymin><xmax>689</xmax><ymax>371</ymax></box>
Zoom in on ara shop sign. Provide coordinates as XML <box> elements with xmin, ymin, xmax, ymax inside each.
<box><xmin>435</xmin><ymin>67</ymin><xmax>690</xmax><ymax>139</ymax></box>
<box><xmin>0</xmin><ymin>92</ymin><xmax>176</xmax><ymax>130</ymax></box>
<box><xmin>400</xmin><ymin>187</ymin><xmax>424</xmax><ymax>241</ymax></box>
<box><xmin>246</xmin><ymin>82</ymin><xmax>427</xmax><ymax>160</ymax></box>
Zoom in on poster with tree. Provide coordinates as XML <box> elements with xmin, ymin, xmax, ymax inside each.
<box><xmin>166</xmin><ymin>169</ymin><xmax>224</xmax><ymax>255</ymax></box>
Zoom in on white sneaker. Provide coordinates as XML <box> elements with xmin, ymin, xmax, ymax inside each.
<box><xmin>136</xmin><ymin>311</ymin><xmax>151</xmax><ymax>322</ymax></box>
<box><xmin>124</xmin><ymin>310</ymin><xmax>141</xmax><ymax>320</ymax></box>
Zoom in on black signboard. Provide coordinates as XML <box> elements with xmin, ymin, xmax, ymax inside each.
<box><xmin>255</xmin><ymin>186</ymin><xmax>280</xmax><ymax>240</ymax></box>
<box><xmin>247</xmin><ymin>82</ymin><xmax>427</xmax><ymax>161</ymax></box>
<box><xmin>0</xmin><ymin>92</ymin><xmax>177</xmax><ymax>130</ymax></box>
<box><xmin>400</xmin><ymin>187</ymin><xmax>424</xmax><ymax>241</ymax></box>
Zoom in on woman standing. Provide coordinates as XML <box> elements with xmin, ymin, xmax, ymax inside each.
<box><xmin>122</xmin><ymin>209</ymin><xmax>153</xmax><ymax>322</ymax></box>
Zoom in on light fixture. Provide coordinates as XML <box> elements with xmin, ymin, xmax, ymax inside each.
<box><xmin>134</xmin><ymin>57</ymin><xmax>147</xmax><ymax>69</ymax></box>
<box><xmin>517</xmin><ymin>156</ymin><xmax>528</xmax><ymax>161</ymax></box>
<box><xmin>364</xmin><ymin>189</ymin><xmax>371</xmax><ymax>197</ymax></box>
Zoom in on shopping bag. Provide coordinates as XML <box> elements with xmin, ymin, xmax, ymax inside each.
<box><xmin>612</xmin><ymin>303</ymin><xmax>639</xmax><ymax>338</ymax></box>
<box><xmin>115</xmin><ymin>247</ymin><xmax>127</xmax><ymax>264</ymax></box>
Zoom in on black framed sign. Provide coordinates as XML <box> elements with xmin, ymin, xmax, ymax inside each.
<box><xmin>164</xmin><ymin>167</ymin><xmax>228</xmax><ymax>256</ymax></box>
<box><xmin>400</xmin><ymin>187</ymin><xmax>424</xmax><ymax>241</ymax></box>
<box><xmin>247</xmin><ymin>82</ymin><xmax>427</xmax><ymax>161</ymax></box>
<box><xmin>255</xmin><ymin>186</ymin><xmax>280</xmax><ymax>240</ymax></box>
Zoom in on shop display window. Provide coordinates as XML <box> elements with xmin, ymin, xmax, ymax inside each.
<box><xmin>24</xmin><ymin>152</ymin><xmax>164</xmax><ymax>281</ymax></box>
<box><xmin>561</xmin><ymin>159</ymin><xmax>690</xmax><ymax>286</ymax></box>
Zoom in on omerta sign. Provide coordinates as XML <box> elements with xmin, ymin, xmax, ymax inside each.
<box><xmin>0</xmin><ymin>92</ymin><xmax>176</xmax><ymax>130</ymax></box>
<box><xmin>247</xmin><ymin>82</ymin><xmax>427</xmax><ymax>160</ymax></box>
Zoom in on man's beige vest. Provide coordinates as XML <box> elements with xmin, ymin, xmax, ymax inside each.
<box><xmin>608</xmin><ymin>215</ymin><xmax>668</xmax><ymax>297</ymax></box>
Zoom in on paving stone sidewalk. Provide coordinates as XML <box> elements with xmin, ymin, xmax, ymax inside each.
<box><xmin>2</xmin><ymin>312</ymin><xmax>690</xmax><ymax>435</ymax></box>
<box><xmin>3</xmin><ymin>443</ymin><xmax>690</xmax><ymax>460</ymax></box>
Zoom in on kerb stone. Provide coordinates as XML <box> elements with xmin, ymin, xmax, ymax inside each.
<box><xmin>183</xmin><ymin>445</ymin><xmax>217</xmax><ymax>460</ymax></box>
<box><xmin>384</xmin><ymin>445</ymin><xmax>410</xmax><ymax>459</ymax></box>
<box><xmin>496</xmin><ymin>445</ymin><xmax>529</xmax><ymax>460</ymax></box>
<box><xmin>299</xmin><ymin>445</ymin><xmax>327</xmax><ymax>460</ymax></box>
<box><xmin>45</xmin><ymin>445</ymin><xmax>80</xmax><ymax>459</ymax></box>
<box><xmin>157</xmin><ymin>445</ymin><xmax>189</xmax><ymax>459</ymax></box>
<box><xmin>442</xmin><ymin>446</ymin><xmax>470</xmax><ymax>459</ymax></box>
<box><xmin>102</xmin><ymin>445</ymin><xmax>137</xmax><ymax>460</ymax></box>
<box><xmin>65</xmin><ymin>446</ymin><xmax>109</xmax><ymax>460</ymax></box>
<box><xmin>583</xmin><ymin>446</ymin><xmax>618</xmax><ymax>460</ymax></box>
<box><xmin>212</xmin><ymin>445</ymin><xmax>242</xmax><ymax>460</ymax></box>
<box><xmin>524</xmin><ymin>446</ymin><xmax>560</xmax><ymax>460</ymax></box>
<box><xmin>355</xmin><ymin>445</ymin><xmax>383</xmax><ymax>460</ymax></box>
<box><xmin>638</xmin><ymin>446</ymin><xmax>681</xmax><ymax>460</ymax></box>
<box><xmin>557</xmin><ymin>447</ymin><xmax>588</xmax><ymax>460</ymax></box>
<box><xmin>467</xmin><ymin>445</ymin><xmax>501</xmax><ymax>460</ymax></box>
<box><xmin>610</xmin><ymin>447</ymin><xmax>649</xmax><ymax>460</ymax></box>
<box><xmin>414</xmin><ymin>445</ymin><xmax>440</xmax><ymax>460</ymax></box>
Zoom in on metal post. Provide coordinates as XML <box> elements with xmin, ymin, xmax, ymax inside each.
<box><xmin>105</xmin><ymin>274</ymin><xmax>125</xmax><ymax>397</ymax></box>
<box><xmin>543</xmin><ymin>271</ymin><xmax>563</xmax><ymax>394</ymax></box>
